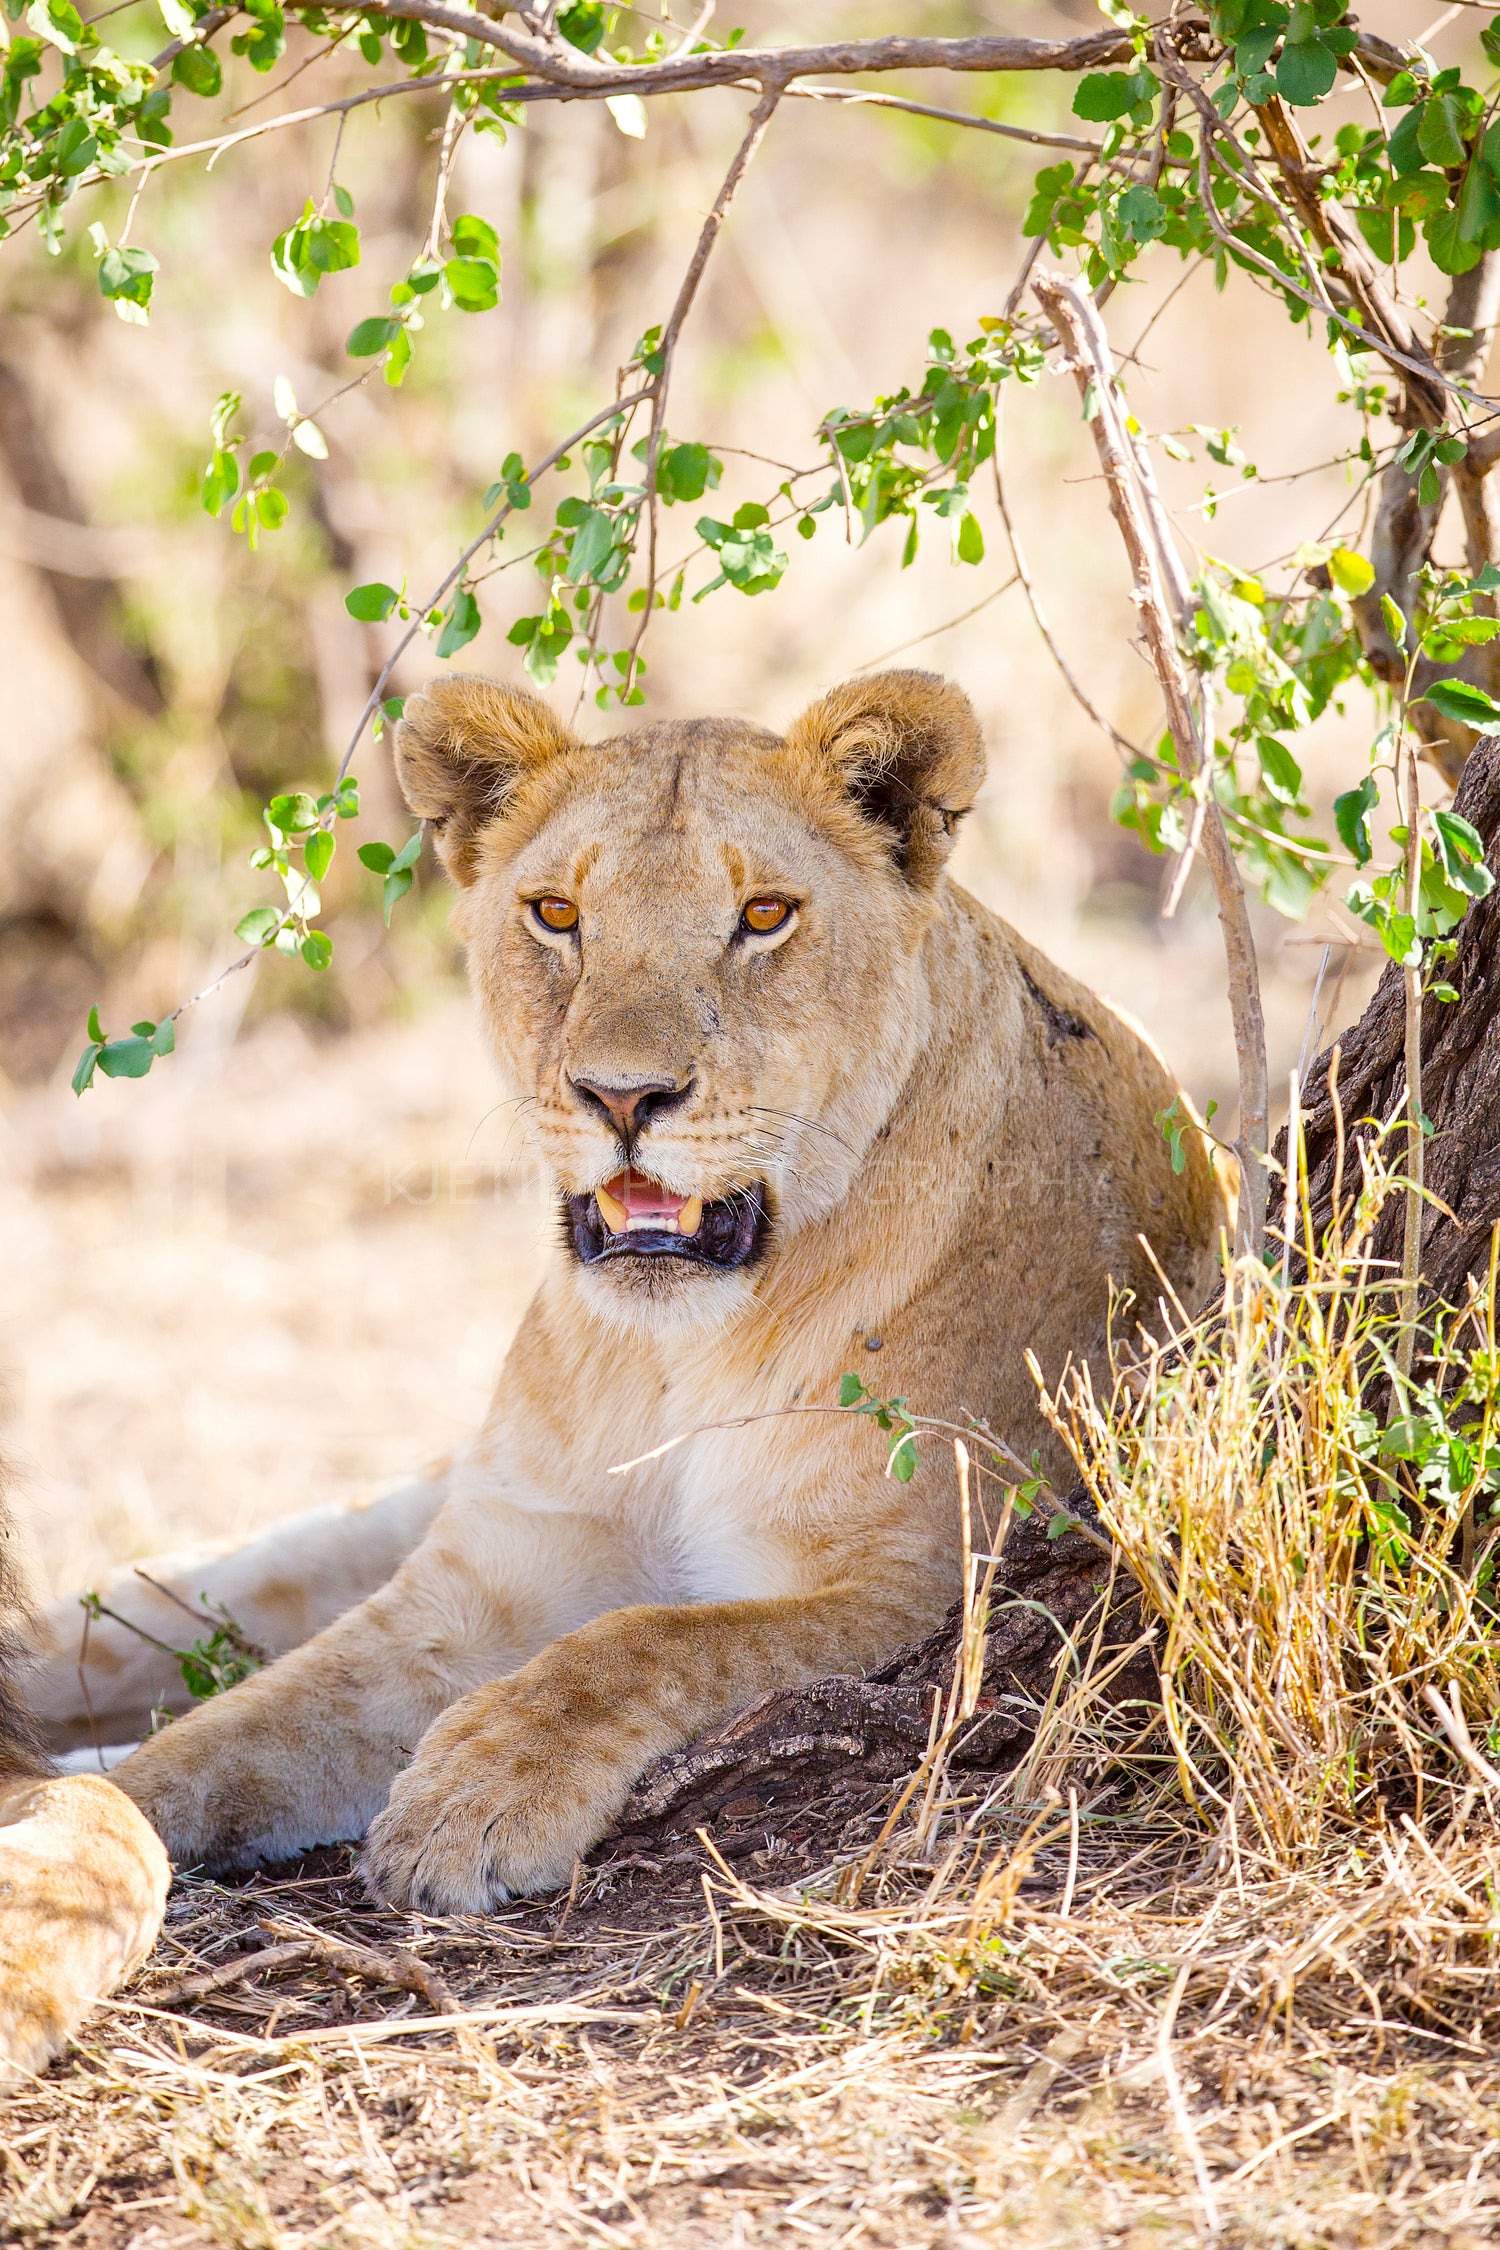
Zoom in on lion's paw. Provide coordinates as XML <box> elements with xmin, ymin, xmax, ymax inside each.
<box><xmin>361</xmin><ymin>1688</ymin><xmax>628</xmax><ymax>1914</ymax></box>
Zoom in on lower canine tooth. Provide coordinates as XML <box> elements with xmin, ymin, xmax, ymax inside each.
<box><xmin>596</xmin><ymin>1185</ymin><xmax>628</xmax><ymax>1235</ymax></box>
<box><xmin>678</xmin><ymin>1196</ymin><xmax>704</xmax><ymax>1236</ymax></box>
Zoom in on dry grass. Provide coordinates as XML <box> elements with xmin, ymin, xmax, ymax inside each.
<box><xmin>9</xmin><ymin>1798</ymin><xmax>1500</xmax><ymax>2245</ymax></box>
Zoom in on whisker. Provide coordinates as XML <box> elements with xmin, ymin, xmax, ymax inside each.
<box><xmin>748</xmin><ymin>1105</ymin><xmax>858</xmax><ymax>1159</ymax></box>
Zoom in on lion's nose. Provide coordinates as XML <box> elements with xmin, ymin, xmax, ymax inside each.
<box><xmin>570</xmin><ymin>1075</ymin><xmax>694</xmax><ymax>1137</ymax></box>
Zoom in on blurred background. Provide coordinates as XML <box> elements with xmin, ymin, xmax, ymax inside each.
<box><xmin>0</xmin><ymin>1</ymin><xmax>1466</xmax><ymax>1599</ymax></box>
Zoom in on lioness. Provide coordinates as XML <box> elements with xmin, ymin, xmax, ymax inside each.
<box><xmin>47</xmin><ymin>670</ymin><xmax>1216</xmax><ymax>1919</ymax></box>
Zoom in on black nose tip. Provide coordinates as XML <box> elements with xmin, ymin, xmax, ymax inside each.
<box><xmin>571</xmin><ymin>1076</ymin><xmax>693</xmax><ymax>1136</ymax></box>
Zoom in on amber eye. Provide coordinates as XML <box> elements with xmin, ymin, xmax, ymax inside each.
<box><xmin>531</xmin><ymin>896</ymin><xmax>579</xmax><ymax>933</ymax></box>
<box><xmin>741</xmin><ymin>896</ymin><xmax>792</xmax><ymax>936</ymax></box>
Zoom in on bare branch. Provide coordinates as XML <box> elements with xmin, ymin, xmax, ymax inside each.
<box><xmin>990</xmin><ymin>419</ymin><xmax>1139</xmax><ymax>763</ymax></box>
<box><xmin>1034</xmin><ymin>271</ymin><xmax>1269</xmax><ymax>1255</ymax></box>
<box><xmin>628</xmin><ymin>83</ymin><xmax>782</xmax><ymax>685</ymax></box>
<box><xmin>265</xmin><ymin>9</ymin><xmax>1401</xmax><ymax>106</ymax></box>
<box><xmin>280</xmin><ymin>11</ymin><xmax>1145</xmax><ymax>95</ymax></box>
<box><xmin>787</xmin><ymin>84</ymin><xmax>1101</xmax><ymax>156</ymax></box>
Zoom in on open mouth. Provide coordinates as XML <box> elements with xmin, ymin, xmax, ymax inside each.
<box><xmin>565</xmin><ymin>1169</ymin><xmax>768</xmax><ymax>1272</ymax></box>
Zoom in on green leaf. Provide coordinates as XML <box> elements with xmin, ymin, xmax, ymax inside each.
<box><xmin>1386</xmin><ymin>108</ymin><xmax>1426</xmax><ymax>177</ymax></box>
<box><xmin>96</xmin><ymin>1035</ymin><xmax>157</xmax><ymax>1080</ymax></box>
<box><xmin>1276</xmin><ymin>33</ymin><xmax>1338</xmax><ymax>107</ymax></box>
<box><xmin>561</xmin><ymin>503</ymin><xmax>616</xmax><ymax>584</ymax></box>
<box><xmin>657</xmin><ymin>441</ymin><xmax>719</xmax><ymax>505</ymax></box>
<box><xmin>267</xmin><ymin>790</ymin><xmax>319</xmax><ymax>833</ymax></box>
<box><xmin>1354</xmin><ymin>206</ymin><xmax>1414</xmax><ymax>264</ymax></box>
<box><xmin>445</xmin><ymin>255</ymin><xmax>500</xmax><ymax>312</ymax></box>
<box><xmin>306</xmin><ymin>217</ymin><xmax>360</xmax><ymax>276</ymax></box>
<box><xmin>304</xmin><ymin>830</ymin><xmax>334</xmax><ymax>881</ymax></box>
<box><xmin>171</xmin><ymin>39</ymin><xmax>221</xmax><ymax>94</ymax></box>
<box><xmin>839</xmin><ymin>1372</ymin><xmax>864</xmax><ymax>1407</ymax></box>
<box><xmin>1418</xmin><ymin>90</ymin><xmax>1471</xmax><ymax>169</ymax></box>
<box><xmin>1117</xmin><ymin>181</ymin><xmax>1167</xmax><ymax>243</ymax></box>
<box><xmin>345</xmin><ymin>580</ymin><xmax>400</xmax><ymax>622</ymax></box>
<box><xmin>347</xmin><ymin>315</ymin><xmax>399</xmax><ymax>358</ymax></box>
<box><xmin>300</xmin><ymin>929</ymin><xmax>333</xmax><ymax>969</ymax></box>
<box><xmin>97</xmin><ymin>244</ymin><xmax>158</xmax><ymax>317</ymax></box>
<box><xmin>390</xmin><ymin>830</ymin><xmax>423</xmax><ymax>873</ymax></box>
<box><xmin>1432</xmin><ymin>807</ymin><xmax>1495</xmax><ymax>897</ymax></box>
<box><xmin>1381</xmin><ymin>593</ymin><xmax>1408</xmax><ymax>648</ymax></box>
<box><xmin>235</xmin><ymin>906</ymin><xmax>281</xmax><ymax>945</ymax></box>
<box><xmin>556</xmin><ymin>0</ymin><xmax>606</xmax><ymax>50</ymax></box>
<box><xmin>1426</xmin><ymin>206</ymin><xmax>1483</xmax><ymax>277</ymax></box>
<box><xmin>1328</xmin><ymin>544</ymin><xmax>1374</xmax><ymax>596</ymax></box>
<box><xmin>450</xmin><ymin>211</ymin><xmax>499</xmax><ymax>262</ymax></box>
<box><xmin>436</xmin><ymin>586</ymin><xmax>481</xmax><ymax>658</ymax></box>
<box><xmin>1257</xmin><ymin>736</ymin><xmax>1303</xmax><ymax>804</ymax></box>
<box><xmin>358</xmin><ymin>840</ymin><xmax>395</xmax><ymax>873</ymax></box>
<box><xmin>383</xmin><ymin>865</ymin><xmax>414</xmax><ymax>923</ymax></box>
<box><xmin>1334</xmin><ymin>774</ymin><xmax>1378</xmax><ymax>864</ymax></box>
<box><xmin>1380</xmin><ymin>909</ymin><xmax>1421</xmax><ymax>967</ymax></box>
<box><xmin>1424</xmin><ymin>677</ymin><xmax>1500</xmax><ymax>727</ymax></box>
<box><xmin>27</xmin><ymin>0</ymin><xmax>85</xmax><ymax>54</ymax></box>
<box><xmin>71</xmin><ymin>1041</ymin><xmax>103</xmax><ymax>1096</ymax></box>
<box><xmin>955</xmin><ymin>510</ymin><xmax>985</xmax><ymax>565</ymax></box>
<box><xmin>1072</xmin><ymin>69</ymin><xmax>1146</xmax><ymax>121</ymax></box>
<box><xmin>86</xmin><ymin>1005</ymin><xmax>104</xmax><ymax>1044</ymax></box>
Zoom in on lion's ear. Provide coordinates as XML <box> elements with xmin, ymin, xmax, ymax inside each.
<box><xmin>394</xmin><ymin>675</ymin><xmax>578</xmax><ymax>884</ymax></box>
<box><xmin>784</xmin><ymin>670</ymin><xmax>985</xmax><ymax>886</ymax></box>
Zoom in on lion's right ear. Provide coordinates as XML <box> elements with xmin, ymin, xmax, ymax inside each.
<box><xmin>393</xmin><ymin>676</ymin><xmax>578</xmax><ymax>885</ymax></box>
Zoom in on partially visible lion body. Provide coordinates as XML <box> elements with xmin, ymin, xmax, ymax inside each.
<box><xmin>0</xmin><ymin>1489</ymin><xmax>168</xmax><ymax>2080</ymax></box>
<box><xmin>31</xmin><ymin>670</ymin><xmax>1218</xmax><ymax>1928</ymax></box>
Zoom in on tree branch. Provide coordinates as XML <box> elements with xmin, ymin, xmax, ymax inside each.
<box><xmin>626</xmin><ymin>83</ymin><xmax>782</xmax><ymax>687</ymax></box>
<box><xmin>1034</xmin><ymin>271</ymin><xmax>1269</xmax><ymax>1255</ymax></box>
<box><xmin>280</xmin><ymin>12</ymin><xmax>1146</xmax><ymax>94</ymax></box>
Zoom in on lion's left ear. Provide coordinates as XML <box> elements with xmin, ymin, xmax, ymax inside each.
<box><xmin>784</xmin><ymin>670</ymin><xmax>985</xmax><ymax>886</ymax></box>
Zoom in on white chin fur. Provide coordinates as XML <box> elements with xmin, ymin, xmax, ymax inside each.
<box><xmin>571</xmin><ymin>1257</ymin><xmax>757</xmax><ymax>1345</ymax></box>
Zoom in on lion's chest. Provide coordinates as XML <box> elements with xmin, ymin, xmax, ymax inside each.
<box><xmin>625</xmin><ymin>1409</ymin><xmax>861</xmax><ymax>1608</ymax></box>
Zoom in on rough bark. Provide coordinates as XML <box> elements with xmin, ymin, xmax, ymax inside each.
<box><xmin>607</xmin><ymin>1510</ymin><xmax>1148</xmax><ymax>1853</ymax></box>
<box><xmin>1284</xmin><ymin>735</ymin><xmax>1500</xmax><ymax>1308</ymax></box>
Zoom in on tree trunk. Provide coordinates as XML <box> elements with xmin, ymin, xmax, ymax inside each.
<box><xmin>1285</xmin><ymin>735</ymin><xmax>1500</xmax><ymax>1306</ymax></box>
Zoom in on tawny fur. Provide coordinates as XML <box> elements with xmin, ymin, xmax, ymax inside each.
<box><xmin>0</xmin><ymin>1480</ymin><xmax>168</xmax><ymax>2080</ymax></box>
<box><xmin>101</xmin><ymin>670</ymin><xmax>1221</xmax><ymax>1914</ymax></box>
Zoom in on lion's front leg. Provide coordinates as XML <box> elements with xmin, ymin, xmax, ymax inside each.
<box><xmin>362</xmin><ymin>1584</ymin><xmax>934</xmax><ymax>1913</ymax></box>
<box><xmin>110</xmin><ymin>1583</ymin><xmax>456</xmax><ymax>1870</ymax></box>
<box><xmin>114</xmin><ymin>1504</ymin><xmax>638</xmax><ymax>1872</ymax></box>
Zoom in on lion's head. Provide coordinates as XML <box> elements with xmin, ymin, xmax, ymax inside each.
<box><xmin>395</xmin><ymin>670</ymin><xmax>985</xmax><ymax>1336</ymax></box>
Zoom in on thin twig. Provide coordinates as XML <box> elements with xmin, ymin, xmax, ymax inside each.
<box><xmin>625</xmin><ymin>81</ymin><xmax>783</xmax><ymax>690</ymax></box>
<box><xmin>991</xmin><ymin>406</ymin><xmax>1138</xmax><ymax>763</ymax></box>
<box><xmin>1035</xmin><ymin>270</ymin><xmax>1268</xmax><ymax>1255</ymax></box>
